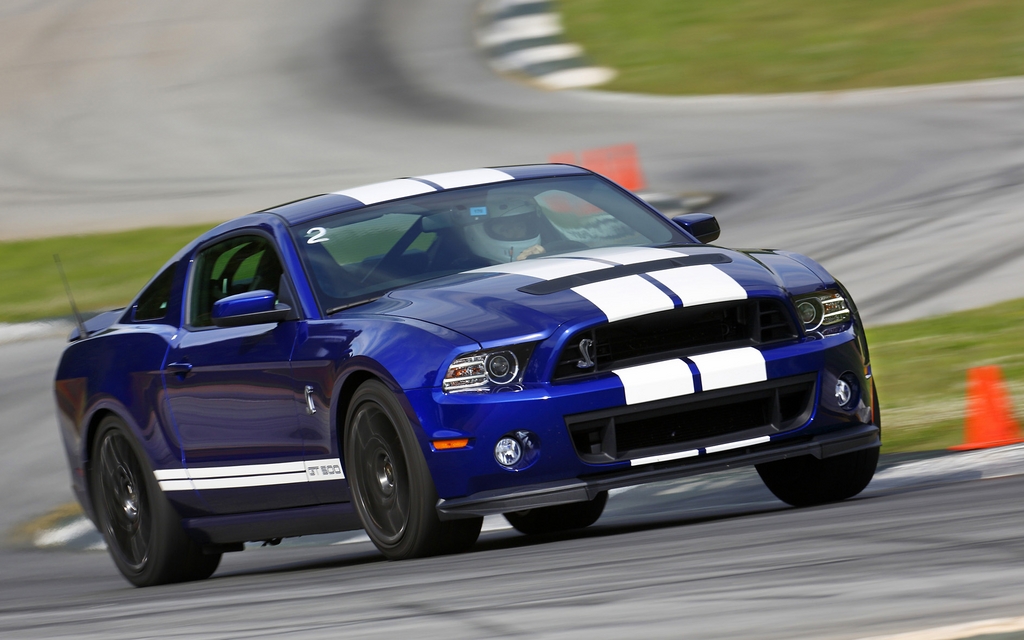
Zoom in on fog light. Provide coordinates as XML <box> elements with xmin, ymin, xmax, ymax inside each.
<box><xmin>835</xmin><ymin>373</ymin><xmax>859</xmax><ymax>410</ymax></box>
<box><xmin>494</xmin><ymin>437</ymin><xmax>522</xmax><ymax>467</ymax></box>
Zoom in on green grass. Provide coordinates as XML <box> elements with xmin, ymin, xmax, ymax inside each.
<box><xmin>0</xmin><ymin>225</ymin><xmax>213</xmax><ymax>323</ymax></box>
<box><xmin>3</xmin><ymin>224</ymin><xmax>1023</xmax><ymax>453</ymax></box>
<box><xmin>558</xmin><ymin>0</ymin><xmax>1024</xmax><ymax>94</ymax></box>
<box><xmin>867</xmin><ymin>298</ymin><xmax>1024</xmax><ymax>452</ymax></box>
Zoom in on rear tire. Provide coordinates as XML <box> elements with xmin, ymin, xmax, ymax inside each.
<box><xmin>90</xmin><ymin>416</ymin><xmax>220</xmax><ymax>586</ymax></box>
<box><xmin>755</xmin><ymin>446</ymin><xmax>879</xmax><ymax>507</ymax></box>
<box><xmin>504</xmin><ymin>492</ymin><xmax>608</xmax><ymax>535</ymax></box>
<box><xmin>345</xmin><ymin>380</ymin><xmax>482</xmax><ymax>559</ymax></box>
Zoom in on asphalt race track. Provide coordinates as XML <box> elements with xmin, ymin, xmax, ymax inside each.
<box><xmin>3</xmin><ymin>1</ymin><xmax>1024</xmax><ymax>637</ymax></box>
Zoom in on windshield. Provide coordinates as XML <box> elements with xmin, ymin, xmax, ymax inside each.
<box><xmin>291</xmin><ymin>175</ymin><xmax>688</xmax><ymax>313</ymax></box>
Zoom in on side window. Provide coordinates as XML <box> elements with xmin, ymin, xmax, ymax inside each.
<box><xmin>133</xmin><ymin>266</ymin><xmax>176</xmax><ymax>322</ymax></box>
<box><xmin>189</xmin><ymin>235</ymin><xmax>284</xmax><ymax>328</ymax></box>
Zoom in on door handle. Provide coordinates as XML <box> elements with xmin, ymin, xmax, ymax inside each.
<box><xmin>165</xmin><ymin>362</ymin><xmax>193</xmax><ymax>376</ymax></box>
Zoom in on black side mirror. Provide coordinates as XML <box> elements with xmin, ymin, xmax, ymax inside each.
<box><xmin>672</xmin><ymin>213</ymin><xmax>720</xmax><ymax>244</ymax></box>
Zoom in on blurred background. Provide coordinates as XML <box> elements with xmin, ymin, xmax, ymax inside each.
<box><xmin>2</xmin><ymin>1</ymin><xmax>1024</xmax><ymax>637</ymax></box>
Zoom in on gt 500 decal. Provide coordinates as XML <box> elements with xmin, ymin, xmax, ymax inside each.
<box><xmin>306</xmin><ymin>460</ymin><xmax>344</xmax><ymax>482</ymax></box>
<box><xmin>154</xmin><ymin>458</ymin><xmax>345</xmax><ymax>492</ymax></box>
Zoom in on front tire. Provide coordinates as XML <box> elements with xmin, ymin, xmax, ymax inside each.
<box><xmin>90</xmin><ymin>416</ymin><xmax>220</xmax><ymax>586</ymax></box>
<box><xmin>345</xmin><ymin>380</ymin><xmax>482</xmax><ymax>559</ymax></box>
<box><xmin>756</xmin><ymin>447</ymin><xmax>879</xmax><ymax>508</ymax></box>
<box><xmin>504</xmin><ymin>492</ymin><xmax>608</xmax><ymax>535</ymax></box>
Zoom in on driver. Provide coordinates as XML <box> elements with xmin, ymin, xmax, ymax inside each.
<box><xmin>463</xmin><ymin>195</ymin><xmax>547</xmax><ymax>263</ymax></box>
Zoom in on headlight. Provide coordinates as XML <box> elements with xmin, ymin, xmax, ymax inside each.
<box><xmin>792</xmin><ymin>290</ymin><xmax>851</xmax><ymax>331</ymax></box>
<box><xmin>443</xmin><ymin>344</ymin><xmax>535</xmax><ymax>393</ymax></box>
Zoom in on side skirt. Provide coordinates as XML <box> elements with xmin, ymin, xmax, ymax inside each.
<box><xmin>182</xmin><ymin>502</ymin><xmax>363</xmax><ymax>546</ymax></box>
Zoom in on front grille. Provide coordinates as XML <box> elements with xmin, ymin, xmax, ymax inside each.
<box><xmin>565</xmin><ymin>374</ymin><xmax>816</xmax><ymax>463</ymax></box>
<box><xmin>553</xmin><ymin>299</ymin><xmax>797</xmax><ymax>381</ymax></box>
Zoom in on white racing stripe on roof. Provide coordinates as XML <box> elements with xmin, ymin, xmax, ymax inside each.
<box><xmin>472</xmin><ymin>257</ymin><xmax>612</xmax><ymax>280</ymax></box>
<box><xmin>334</xmin><ymin>179</ymin><xmax>436</xmax><ymax>205</ymax></box>
<box><xmin>630</xmin><ymin>449</ymin><xmax>699</xmax><ymax>467</ymax></box>
<box><xmin>415</xmin><ymin>168</ymin><xmax>514</xmax><ymax>189</ymax></box>
<box><xmin>689</xmin><ymin>347</ymin><xmax>767</xmax><ymax>391</ymax></box>
<box><xmin>648</xmin><ymin>264</ymin><xmax>747</xmax><ymax>306</ymax></box>
<box><xmin>155</xmin><ymin>458</ymin><xmax>344</xmax><ymax>492</ymax></box>
<box><xmin>572</xmin><ymin>274</ymin><xmax>674</xmax><ymax>322</ymax></box>
<box><xmin>613</xmin><ymin>359</ymin><xmax>694</xmax><ymax>405</ymax></box>
<box><xmin>563</xmin><ymin>246</ymin><xmax>686</xmax><ymax>265</ymax></box>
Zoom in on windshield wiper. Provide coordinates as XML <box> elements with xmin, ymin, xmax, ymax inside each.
<box><xmin>325</xmin><ymin>296</ymin><xmax>383</xmax><ymax>315</ymax></box>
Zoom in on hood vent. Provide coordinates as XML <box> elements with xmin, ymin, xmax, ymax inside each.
<box><xmin>552</xmin><ymin>299</ymin><xmax>797</xmax><ymax>381</ymax></box>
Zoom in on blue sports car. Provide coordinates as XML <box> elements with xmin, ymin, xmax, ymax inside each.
<box><xmin>55</xmin><ymin>164</ymin><xmax>880</xmax><ymax>586</ymax></box>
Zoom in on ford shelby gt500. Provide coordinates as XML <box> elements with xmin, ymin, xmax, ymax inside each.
<box><xmin>55</xmin><ymin>164</ymin><xmax>880</xmax><ymax>586</ymax></box>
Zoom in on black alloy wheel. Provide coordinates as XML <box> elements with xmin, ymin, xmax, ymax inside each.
<box><xmin>96</xmin><ymin>426</ymin><xmax>151</xmax><ymax>571</ymax></box>
<box><xmin>90</xmin><ymin>416</ymin><xmax>220</xmax><ymax>586</ymax></box>
<box><xmin>345</xmin><ymin>380</ymin><xmax>482</xmax><ymax>560</ymax></box>
<box><xmin>755</xmin><ymin>383</ymin><xmax>881</xmax><ymax>508</ymax></box>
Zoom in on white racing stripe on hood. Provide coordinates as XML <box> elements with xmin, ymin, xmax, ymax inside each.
<box><xmin>648</xmin><ymin>264</ymin><xmax>747</xmax><ymax>306</ymax></box>
<box><xmin>560</xmin><ymin>246</ymin><xmax>686</xmax><ymax>265</ymax></box>
<box><xmin>613</xmin><ymin>358</ymin><xmax>695</xmax><ymax>405</ymax></box>
<box><xmin>472</xmin><ymin>257</ymin><xmax>612</xmax><ymax>280</ymax></box>
<box><xmin>689</xmin><ymin>347</ymin><xmax>767</xmax><ymax>390</ymax></box>
<box><xmin>572</xmin><ymin>275</ymin><xmax>674</xmax><ymax>323</ymax></box>
<box><xmin>470</xmin><ymin>247</ymin><xmax>748</xmax><ymax>325</ymax></box>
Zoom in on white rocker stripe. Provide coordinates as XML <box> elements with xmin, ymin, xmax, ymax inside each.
<box><xmin>572</xmin><ymin>274</ymin><xmax>674</xmax><ymax>323</ymax></box>
<box><xmin>153</xmin><ymin>468</ymin><xmax>189</xmax><ymax>480</ymax></box>
<box><xmin>157</xmin><ymin>479</ymin><xmax>195</xmax><ymax>492</ymax></box>
<box><xmin>688</xmin><ymin>347</ymin><xmax>767</xmax><ymax>391</ymax></box>
<box><xmin>613</xmin><ymin>358</ymin><xmax>694</xmax><ymax>406</ymax></box>
<box><xmin>648</xmin><ymin>264</ymin><xmax>747</xmax><ymax>307</ymax></box>
<box><xmin>334</xmin><ymin>179</ymin><xmax>435</xmax><ymax>205</ymax></box>
<box><xmin>190</xmin><ymin>473</ymin><xmax>309</xmax><ymax>491</ymax></box>
<box><xmin>186</xmin><ymin>460</ymin><xmax>306</xmax><ymax>479</ymax></box>
<box><xmin>155</xmin><ymin>458</ymin><xmax>344</xmax><ymax>492</ymax></box>
<box><xmin>415</xmin><ymin>168</ymin><xmax>514</xmax><ymax>189</ymax></box>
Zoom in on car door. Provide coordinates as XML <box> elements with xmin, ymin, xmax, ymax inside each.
<box><xmin>163</xmin><ymin>232</ymin><xmax>317</xmax><ymax>514</ymax></box>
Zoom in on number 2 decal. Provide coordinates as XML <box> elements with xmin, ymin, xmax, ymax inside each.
<box><xmin>306</xmin><ymin>227</ymin><xmax>328</xmax><ymax>244</ymax></box>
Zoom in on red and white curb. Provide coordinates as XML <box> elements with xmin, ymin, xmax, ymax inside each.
<box><xmin>475</xmin><ymin>0</ymin><xmax>616</xmax><ymax>90</ymax></box>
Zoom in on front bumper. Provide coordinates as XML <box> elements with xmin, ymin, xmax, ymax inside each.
<box><xmin>436</xmin><ymin>423</ymin><xmax>879</xmax><ymax>519</ymax></box>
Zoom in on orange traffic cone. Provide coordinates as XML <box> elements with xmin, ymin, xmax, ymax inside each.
<box><xmin>549</xmin><ymin>144</ymin><xmax>648</xmax><ymax>192</ymax></box>
<box><xmin>950</xmin><ymin>365</ymin><xmax>1023</xmax><ymax>450</ymax></box>
<box><xmin>581</xmin><ymin>143</ymin><xmax>647</xmax><ymax>192</ymax></box>
<box><xmin>548</xmin><ymin>151</ymin><xmax>578</xmax><ymax>165</ymax></box>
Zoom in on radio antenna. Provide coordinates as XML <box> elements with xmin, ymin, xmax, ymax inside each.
<box><xmin>54</xmin><ymin>254</ymin><xmax>88</xmax><ymax>339</ymax></box>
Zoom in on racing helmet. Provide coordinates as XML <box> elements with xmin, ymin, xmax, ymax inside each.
<box><xmin>463</xmin><ymin>195</ymin><xmax>543</xmax><ymax>263</ymax></box>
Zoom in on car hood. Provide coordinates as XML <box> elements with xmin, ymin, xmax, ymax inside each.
<box><xmin>380</xmin><ymin>245</ymin><xmax>825</xmax><ymax>345</ymax></box>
